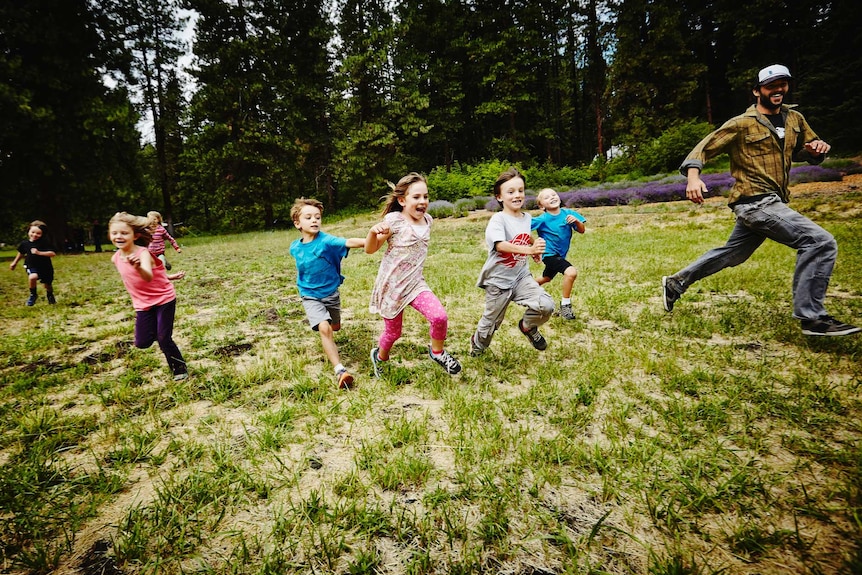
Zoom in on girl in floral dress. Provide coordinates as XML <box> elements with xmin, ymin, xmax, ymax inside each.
<box><xmin>365</xmin><ymin>173</ymin><xmax>462</xmax><ymax>376</ymax></box>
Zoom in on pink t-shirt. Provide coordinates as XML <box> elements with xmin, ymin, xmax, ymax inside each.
<box><xmin>112</xmin><ymin>247</ymin><xmax>176</xmax><ymax>311</ymax></box>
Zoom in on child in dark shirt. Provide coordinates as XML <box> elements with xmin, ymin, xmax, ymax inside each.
<box><xmin>9</xmin><ymin>220</ymin><xmax>57</xmax><ymax>306</ymax></box>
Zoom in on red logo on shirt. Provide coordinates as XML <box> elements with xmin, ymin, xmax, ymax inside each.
<box><xmin>499</xmin><ymin>232</ymin><xmax>532</xmax><ymax>268</ymax></box>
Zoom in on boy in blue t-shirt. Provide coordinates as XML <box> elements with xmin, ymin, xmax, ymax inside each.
<box><xmin>531</xmin><ymin>188</ymin><xmax>587</xmax><ymax>320</ymax></box>
<box><xmin>289</xmin><ymin>198</ymin><xmax>366</xmax><ymax>388</ymax></box>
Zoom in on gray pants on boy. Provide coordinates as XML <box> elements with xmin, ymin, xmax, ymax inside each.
<box><xmin>472</xmin><ymin>277</ymin><xmax>554</xmax><ymax>352</ymax></box>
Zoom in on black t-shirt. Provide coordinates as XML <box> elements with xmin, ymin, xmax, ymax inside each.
<box><xmin>765</xmin><ymin>112</ymin><xmax>786</xmax><ymax>142</ymax></box>
<box><xmin>17</xmin><ymin>238</ymin><xmax>54</xmax><ymax>272</ymax></box>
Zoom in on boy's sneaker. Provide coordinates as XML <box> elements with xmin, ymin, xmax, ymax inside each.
<box><xmin>558</xmin><ymin>303</ymin><xmax>575</xmax><ymax>320</ymax></box>
<box><xmin>429</xmin><ymin>347</ymin><xmax>462</xmax><ymax>375</ymax></box>
<box><xmin>469</xmin><ymin>334</ymin><xmax>484</xmax><ymax>356</ymax></box>
<box><xmin>336</xmin><ymin>368</ymin><xmax>355</xmax><ymax>389</ymax></box>
<box><xmin>801</xmin><ymin>316</ymin><xmax>861</xmax><ymax>336</ymax></box>
<box><xmin>370</xmin><ymin>347</ymin><xmax>384</xmax><ymax>378</ymax></box>
<box><xmin>173</xmin><ymin>372</ymin><xmax>189</xmax><ymax>381</ymax></box>
<box><xmin>518</xmin><ymin>319</ymin><xmax>547</xmax><ymax>351</ymax></box>
<box><xmin>662</xmin><ymin>276</ymin><xmax>682</xmax><ymax>312</ymax></box>
<box><xmin>26</xmin><ymin>294</ymin><xmax>37</xmax><ymax>306</ymax></box>
<box><xmin>46</xmin><ymin>293</ymin><xmax>56</xmax><ymax>305</ymax></box>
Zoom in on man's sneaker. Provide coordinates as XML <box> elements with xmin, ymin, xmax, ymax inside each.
<box><xmin>173</xmin><ymin>372</ymin><xmax>189</xmax><ymax>381</ymax></box>
<box><xmin>370</xmin><ymin>347</ymin><xmax>384</xmax><ymax>378</ymax></box>
<box><xmin>165</xmin><ymin>261</ymin><xmax>172</xmax><ymax>271</ymax></box>
<box><xmin>558</xmin><ymin>303</ymin><xmax>575</xmax><ymax>320</ymax></box>
<box><xmin>469</xmin><ymin>334</ymin><xmax>484</xmax><ymax>356</ymax></box>
<box><xmin>519</xmin><ymin>319</ymin><xmax>547</xmax><ymax>351</ymax></box>
<box><xmin>662</xmin><ymin>276</ymin><xmax>682</xmax><ymax>312</ymax></box>
<box><xmin>801</xmin><ymin>316</ymin><xmax>862</xmax><ymax>336</ymax></box>
<box><xmin>46</xmin><ymin>293</ymin><xmax>56</xmax><ymax>305</ymax></box>
<box><xmin>26</xmin><ymin>294</ymin><xmax>37</xmax><ymax>306</ymax></box>
<box><xmin>429</xmin><ymin>347</ymin><xmax>462</xmax><ymax>375</ymax></box>
<box><xmin>336</xmin><ymin>368</ymin><xmax>355</xmax><ymax>389</ymax></box>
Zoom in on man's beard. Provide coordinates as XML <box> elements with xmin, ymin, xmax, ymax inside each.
<box><xmin>758</xmin><ymin>92</ymin><xmax>783</xmax><ymax>112</ymax></box>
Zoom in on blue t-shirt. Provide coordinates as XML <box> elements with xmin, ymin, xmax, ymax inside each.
<box><xmin>531</xmin><ymin>209</ymin><xmax>586</xmax><ymax>258</ymax></box>
<box><xmin>289</xmin><ymin>231</ymin><xmax>350</xmax><ymax>299</ymax></box>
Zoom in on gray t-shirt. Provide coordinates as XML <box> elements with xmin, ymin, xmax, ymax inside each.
<box><xmin>476</xmin><ymin>211</ymin><xmax>535</xmax><ymax>290</ymax></box>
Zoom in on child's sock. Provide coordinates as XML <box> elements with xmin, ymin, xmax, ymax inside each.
<box><xmin>30</xmin><ymin>287</ymin><xmax>37</xmax><ymax>297</ymax></box>
<box><xmin>561</xmin><ymin>298</ymin><xmax>571</xmax><ymax>306</ymax></box>
<box><xmin>430</xmin><ymin>349</ymin><xmax>443</xmax><ymax>357</ymax></box>
<box><xmin>334</xmin><ymin>363</ymin><xmax>346</xmax><ymax>374</ymax></box>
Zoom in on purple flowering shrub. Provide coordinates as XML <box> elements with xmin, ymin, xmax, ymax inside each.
<box><xmin>469</xmin><ymin>162</ymin><xmax>854</xmax><ymax>214</ymax></box>
<box><xmin>788</xmin><ymin>165</ymin><xmax>843</xmax><ymax>183</ymax></box>
<box><xmin>559</xmin><ymin>173</ymin><xmax>735</xmax><ymax>208</ymax></box>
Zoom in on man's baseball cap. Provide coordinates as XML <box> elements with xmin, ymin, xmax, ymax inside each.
<box><xmin>757</xmin><ymin>64</ymin><xmax>792</xmax><ymax>86</ymax></box>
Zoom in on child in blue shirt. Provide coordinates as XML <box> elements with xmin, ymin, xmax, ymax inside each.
<box><xmin>289</xmin><ymin>198</ymin><xmax>366</xmax><ymax>388</ymax></box>
<box><xmin>531</xmin><ymin>188</ymin><xmax>586</xmax><ymax>320</ymax></box>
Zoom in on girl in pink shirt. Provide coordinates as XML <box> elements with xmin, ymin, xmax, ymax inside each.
<box><xmin>365</xmin><ymin>173</ymin><xmax>461</xmax><ymax>376</ymax></box>
<box><xmin>110</xmin><ymin>212</ymin><xmax>189</xmax><ymax>380</ymax></box>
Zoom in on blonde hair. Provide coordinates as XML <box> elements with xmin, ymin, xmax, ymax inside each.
<box><xmin>147</xmin><ymin>211</ymin><xmax>163</xmax><ymax>225</ymax></box>
<box><xmin>380</xmin><ymin>172</ymin><xmax>426</xmax><ymax>216</ymax></box>
<box><xmin>110</xmin><ymin>212</ymin><xmax>153</xmax><ymax>245</ymax></box>
<box><xmin>536</xmin><ymin>188</ymin><xmax>557</xmax><ymax>210</ymax></box>
<box><xmin>29</xmin><ymin>220</ymin><xmax>47</xmax><ymax>232</ymax></box>
<box><xmin>290</xmin><ymin>198</ymin><xmax>324</xmax><ymax>223</ymax></box>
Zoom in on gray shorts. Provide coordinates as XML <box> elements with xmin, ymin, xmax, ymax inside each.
<box><xmin>301</xmin><ymin>292</ymin><xmax>342</xmax><ymax>331</ymax></box>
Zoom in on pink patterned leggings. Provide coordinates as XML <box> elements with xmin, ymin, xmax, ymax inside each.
<box><xmin>378</xmin><ymin>290</ymin><xmax>448</xmax><ymax>352</ymax></box>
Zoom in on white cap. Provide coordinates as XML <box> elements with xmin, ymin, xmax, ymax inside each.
<box><xmin>758</xmin><ymin>64</ymin><xmax>792</xmax><ymax>86</ymax></box>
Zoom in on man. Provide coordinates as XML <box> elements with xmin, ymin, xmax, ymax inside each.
<box><xmin>662</xmin><ymin>64</ymin><xmax>860</xmax><ymax>336</ymax></box>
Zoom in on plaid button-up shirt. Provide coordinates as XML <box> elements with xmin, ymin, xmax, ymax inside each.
<box><xmin>680</xmin><ymin>104</ymin><xmax>823</xmax><ymax>205</ymax></box>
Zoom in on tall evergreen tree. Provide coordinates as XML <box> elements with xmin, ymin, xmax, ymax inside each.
<box><xmin>0</xmin><ymin>0</ymin><xmax>142</xmax><ymax>246</ymax></box>
<box><xmin>110</xmin><ymin>0</ymin><xmax>188</xmax><ymax>226</ymax></box>
<box><xmin>330</xmin><ymin>0</ymin><xmax>398</xmax><ymax>204</ymax></box>
<box><xmin>184</xmin><ymin>0</ymin><xmax>333</xmax><ymax>229</ymax></box>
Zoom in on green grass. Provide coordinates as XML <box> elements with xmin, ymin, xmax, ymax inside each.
<box><xmin>0</xmin><ymin>189</ymin><xmax>860</xmax><ymax>574</ymax></box>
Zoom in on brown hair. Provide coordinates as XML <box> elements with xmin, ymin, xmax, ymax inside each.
<box><xmin>380</xmin><ymin>172</ymin><xmax>426</xmax><ymax>216</ymax></box>
<box><xmin>109</xmin><ymin>212</ymin><xmax>153</xmax><ymax>245</ymax></box>
<box><xmin>493</xmin><ymin>167</ymin><xmax>525</xmax><ymax>198</ymax></box>
<box><xmin>290</xmin><ymin>198</ymin><xmax>324</xmax><ymax>223</ymax></box>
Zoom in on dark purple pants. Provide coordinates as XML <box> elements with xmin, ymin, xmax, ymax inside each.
<box><xmin>135</xmin><ymin>299</ymin><xmax>187</xmax><ymax>376</ymax></box>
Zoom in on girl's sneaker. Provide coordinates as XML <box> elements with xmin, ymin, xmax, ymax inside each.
<box><xmin>370</xmin><ymin>347</ymin><xmax>384</xmax><ymax>378</ymax></box>
<box><xmin>429</xmin><ymin>348</ymin><xmax>462</xmax><ymax>375</ymax></box>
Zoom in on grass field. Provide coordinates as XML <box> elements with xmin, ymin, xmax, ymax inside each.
<box><xmin>1</xmin><ymin>183</ymin><xmax>861</xmax><ymax>575</ymax></box>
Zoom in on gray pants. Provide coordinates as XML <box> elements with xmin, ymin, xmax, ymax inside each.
<box><xmin>472</xmin><ymin>276</ymin><xmax>554</xmax><ymax>352</ymax></box>
<box><xmin>670</xmin><ymin>194</ymin><xmax>836</xmax><ymax>320</ymax></box>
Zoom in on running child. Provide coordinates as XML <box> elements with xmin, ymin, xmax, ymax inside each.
<box><xmin>146</xmin><ymin>211</ymin><xmax>182</xmax><ymax>270</ymax></box>
<box><xmin>109</xmin><ymin>212</ymin><xmax>189</xmax><ymax>381</ymax></box>
<box><xmin>9</xmin><ymin>220</ymin><xmax>57</xmax><ymax>306</ymax></box>
<box><xmin>470</xmin><ymin>167</ymin><xmax>555</xmax><ymax>355</ymax></box>
<box><xmin>531</xmin><ymin>188</ymin><xmax>587</xmax><ymax>320</ymax></box>
<box><xmin>366</xmin><ymin>172</ymin><xmax>462</xmax><ymax>376</ymax></box>
<box><xmin>289</xmin><ymin>198</ymin><xmax>366</xmax><ymax>389</ymax></box>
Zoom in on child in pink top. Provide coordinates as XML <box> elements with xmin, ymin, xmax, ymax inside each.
<box><xmin>146</xmin><ymin>211</ymin><xmax>182</xmax><ymax>270</ymax></box>
<box><xmin>365</xmin><ymin>172</ymin><xmax>461</xmax><ymax>376</ymax></box>
<box><xmin>110</xmin><ymin>212</ymin><xmax>189</xmax><ymax>380</ymax></box>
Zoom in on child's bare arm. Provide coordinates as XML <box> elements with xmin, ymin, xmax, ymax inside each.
<box><xmin>495</xmin><ymin>237</ymin><xmax>546</xmax><ymax>256</ymax></box>
<box><xmin>365</xmin><ymin>223</ymin><xmax>391</xmax><ymax>254</ymax></box>
<box><xmin>9</xmin><ymin>253</ymin><xmax>22</xmax><ymax>270</ymax></box>
<box><xmin>30</xmin><ymin>247</ymin><xmax>56</xmax><ymax>258</ymax></box>
<box><xmin>345</xmin><ymin>237</ymin><xmax>366</xmax><ymax>249</ymax></box>
<box><xmin>127</xmin><ymin>249</ymin><xmax>154</xmax><ymax>281</ymax></box>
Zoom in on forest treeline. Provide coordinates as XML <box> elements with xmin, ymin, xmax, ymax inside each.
<box><xmin>2</xmin><ymin>0</ymin><xmax>860</xmax><ymax>245</ymax></box>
